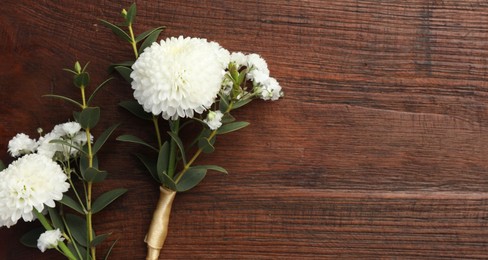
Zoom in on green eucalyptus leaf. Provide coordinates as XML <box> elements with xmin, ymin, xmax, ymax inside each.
<box><xmin>65</xmin><ymin>214</ymin><xmax>88</xmax><ymax>247</ymax></box>
<box><xmin>80</xmin><ymin>154</ymin><xmax>99</xmax><ymax>178</ymax></box>
<box><xmin>198</xmin><ymin>137</ymin><xmax>215</xmax><ymax>154</ymax></box>
<box><xmin>119</xmin><ymin>100</ymin><xmax>152</xmax><ymax>120</ymax></box>
<box><xmin>156</xmin><ymin>141</ymin><xmax>169</xmax><ymax>181</ymax></box>
<box><xmin>160</xmin><ymin>171</ymin><xmax>177</xmax><ymax>191</ymax></box>
<box><xmin>108</xmin><ymin>61</ymin><xmax>134</xmax><ymax>73</ymax></box>
<box><xmin>221</xmin><ymin>113</ymin><xmax>236</xmax><ymax>124</ymax></box>
<box><xmin>138</xmin><ymin>28</ymin><xmax>163</xmax><ymax>54</ymax></box>
<box><xmin>176</xmin><ymin>167</ymin><xmax>207</xmax><ymax>192</ymax></box>
<box><xmin>73</xmin><ymin>111</ymin><xmax>80</xmax><ymax>122</ymax></box>
<box><xmin>192</xmin><ymin>165</ymin><xmax>228</xmax><ymax>174</ymax></box>
<box><xmin>125</xmin><ymin>3</ymin><xmax>136</xmax><ymax>24</ymax></box>
<box><xmin>116</xmin><ymin>134</ymin><xmax>158</xmax><ymax>152</ymax></box>
<box><xmin>82</xmin><ymin>167</ymin><xmax>107</xmax><ymax>183</ymax></box>
<box><xmin>79</xmin><ymin>107</ymin><xmax>100</xmax><ymax>129</ymax></box>
<box><xmin>91</xmin><ymin>233</ymin><xmax>111</xmax><ymax>247</ymax></box>
<box><xmin>135</xmin><ymin>26</ymin><xmax>166</xmax><ymax>42</ymax></box>
<box><xmin>114</xmin><ymin>66</ymin><xmax>133</xmax><ymax>83</ymax></box>
<box><xmin>87</xmin><ymin>77</ymin><xmax>113</xmax><ymax>105</ymax></box>
<box><xmin>229</xmin><ymin>64</ymin><xmax>239</xmax><ymax>81</ymax></box>
<box><xmin>232</xmin><ymin>98</ymin><xmax>253</xmax><ymax>110</ymax></box>
<box><xmin>217</xmin><ymin>121</ymin><xmax>250</xmax><ymax>135</ymax></box>
<box><xmin>74</xmin><ymin>72</ymin><xmax>90</xmax><ymax>88</ymax></box>
<box><xmin>20</xmin><ymin>227</ymin><xmax>45</xmax><ymax>248</ymax></box>
<box><xmin>91</xmin><ymin>188</ymin><xmax>127</xmax><ymax>214</ymax></box>
<box><xmin>0</xmin><ymin>160</ymin><xmax>5</xmax><ymax>171</ymax></box>
<box><xmin>63</xmin><ymin>68</ymin><xmax>77</xmax><ymax>75</ymax></box>
<box><xmin>49</xmin><ymin>139</ymin><xmax>86</xmax><ymax>155</ymax></box>
<box><xmin>219</xmin><ymin>94</ymin><xmax>229</xmax><ymax>113</ymax></box>
<box><xmin>66</xmin><ymin>244</ymin><xmax>78</xmax><ymax>259</ymax></box>
<box><xmin>43</xmin><ymin>94</ymin><xmax>83</xmax><ymax>108</ymax></box>
<box><xmin>167</xmin><ymin>131</ymin><xmax>187</xmax><ymax>165</ymax></box>
<box><xmin>75</xmin><ymin>245</ymin><xmax>91</xmax><ymax>260</ymax></box>
<box><xmin>59</xmin><ymin>194</ymin><xmax>85</xmax><ymax>214</ymax></box>
<box><xmin>92</xmin><ymin>124</ymin><xmax>120</xmax><ymax>155</ymax></box>
<box><xmin>237</xmin><ymin>70</ymin><xmax>247</xmax><ymax>86</ymax></box>
<box><xmin>134</xmin><ymin>153</ymin><xmax>158</xmax><ymax>182</ymax></box>
<box><xmin>104</xmin><ymin>239</ymin><xmax>118</xmax><ymax>260</ymax></box>
<box><xmin>48</xmin><ymin>207</ymin><xmax>65</xmax><ymax>232</ymax></box>
<box><xmin>99</xmin><ymin>19</ymin><xmax>131</xmax><ymax>42</ymax></box>
<box><xmin>82</xmin><ymin>62</ymin><xmax>90</xmax><ymax>73</ymax></box>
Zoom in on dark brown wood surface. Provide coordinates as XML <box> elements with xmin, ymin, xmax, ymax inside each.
<box><xmin>2</xmin><ymin>0</ymin><xmax>488</xmax><ymax>259</ymax></box>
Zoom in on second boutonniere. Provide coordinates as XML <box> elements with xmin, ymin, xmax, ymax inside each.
<box><xmin>102</xmin><ymin>4</ymin><xmax>283</xmax><ymax>259</ymax></box>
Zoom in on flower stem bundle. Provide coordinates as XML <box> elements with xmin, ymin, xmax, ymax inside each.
<box><xmin>103</xmin><ymin>3</ymin><xmax>283</xmax><ymax>259</ymax></box>
<box><xmin>144</xmin><ymin>187</ymin><xmax>176</xmax><ymax>260</ymax></box>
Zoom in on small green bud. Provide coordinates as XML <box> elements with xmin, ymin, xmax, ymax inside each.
<box><xmin>74</xmin><ymin>61</ymin><xmax>81</xmax><ymax>74</ymax></box>
<box><xmin>121</xmin><ymin>9</ymin><xmax>127</xmax><ymax>17</ymax></box>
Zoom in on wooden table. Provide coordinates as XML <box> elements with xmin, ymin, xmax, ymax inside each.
<box><xmin>1</xmin><ymin>0</ymin><xmax>488</xmax><ymax>259</ymax></box>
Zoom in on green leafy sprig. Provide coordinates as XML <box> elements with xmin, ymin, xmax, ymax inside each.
<box><xmin>21</xmin><ymin>62</ymin><xmax>127</xmax><ymax>260</ymax></box>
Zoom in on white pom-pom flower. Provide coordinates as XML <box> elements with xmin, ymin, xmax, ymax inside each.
<box><xmin>130</xmin><ymin>36</ymin><xmax>230</xmax><ymax>120</ymax></box>
<box><xmin>8</xmin><ymin>133</ymin><xmax>38</xmax><ymax>157</ymax></box>
<box><xmin>37</xmin><ymin>229</ymin><xmax>64</xmax><ymax>252</ymax></box>
<box><xmin>0</xmin><ymin>154</ymin><xmax>69</xmax><ymax>227</ymax></box>
<box><xmin>204</xmin><ymin>110</ymin><xmax>224</xmax><ymax>130</ymax></box>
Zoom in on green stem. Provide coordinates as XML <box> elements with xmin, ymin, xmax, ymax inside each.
<box><xmin>80</xmin><ymin>83</ymin><xmax>95</xmax><ymax>260</ymax></box>
<box><xmin>128</xmin><ymin>23</ymin><xmax>139</xmax><ymax>59</ymax></box>
<box><xmin>34</xmin><ymin>209</ymin><xmax>77</xmax><ymax>260</ymax></box>
<box><xmin>87</xmin><ymin>182</ymin><xmax>94</xmax><ymax>260</ymax></box>
<box><xmin>68</xmin><ymin>177</ymin><xmax>87</xmax><ymax>213</ymax></box>
<box><xmin>81</xmin><ymin>86</ymin><xmax>87</xmax><ymax>108</ymax></box>
<box><xmin>174</xmin><ymin>103</ymin><xmax>233</xmax><ymax>183</ymax></box>
<box><xmin>174</xmin><ymin>131</ymin><xmax>215</xmax><ymax>183</ymax></box>
<box><xmin>167</xmin><ymin>119</ymin><xmax>180</xmax><ymax>178</ymax></box>
<box><xmin>152</xmin><ymin>115</ymin><xmax>163</xmax><ymax>149</ymax></box>
<box><xmin>62</xmin><ymin>215</ymin><xmax>84</xmax><ymax>260</ymax></box>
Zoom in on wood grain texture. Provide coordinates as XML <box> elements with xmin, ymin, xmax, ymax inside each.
<box><xmin>2</xmin><ymin>0</ymin><xmax>488</xmax><ymax>259</ymax></box>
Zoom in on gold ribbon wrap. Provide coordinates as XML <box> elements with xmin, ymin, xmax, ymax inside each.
<box><xmin>145</xmin><ymin>186</ymin><xmax>176</xmax><ymax>260</ymax></box>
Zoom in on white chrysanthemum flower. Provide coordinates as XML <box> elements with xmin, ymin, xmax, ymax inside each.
<box><xmin>246</xmin><ymin>53</ymin><xmax>270</xmax><ymax>84</ymax></box>
<box><xmin>8</xmin><ymin>133</ymin><xmax>38</xmax><ymax>157</ymax></box>
<box><xmin>37</xmin><ymin>229</ymin><xmax>64</xmax><ymax>252</ymax></box>
<box><xmin>204</xmin><ymin>110</ymin><xmax>224</xmax><ymax>130</ymax></box>
<box><xmin>130</xmin><ymin>36</ymin><xmax>230</xmax><ymax>120</ymax></box>
<box><xmin>0</xmin><ymin>154</ymin><xmax>69</xmax><ymax>228</ymax></box>
<box><xmin>53</xmin><ymin>122</ymin><xmax>82</xmax><ymax>137</ymax></box>
<box><xmin>260</xmin><ymin>77</ymin><xmax>283</xmax><ymax>101</ymax></box>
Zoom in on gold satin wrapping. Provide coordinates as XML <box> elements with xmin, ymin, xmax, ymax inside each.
<box><xmin>145</xmin><ymin>186</ymin><xmax>176</xmax><ymax>260</ymax></box>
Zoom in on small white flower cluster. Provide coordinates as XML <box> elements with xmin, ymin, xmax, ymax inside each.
<box><xmin>8</xmin><ymin>122</ymin><xmax>90</xmax><ymax>161</ymax></box>
<box><xmin>37</xmin><ymin>229</ymin><xmax>65</xmax><ymax>252</ymax></box>
<box><xmin>229</xmin><ymin>52</ymin><xmax>283</xmax><ymax>101</ymax></box>
<box><xmin>204</xmin><ymin>111</ymin><xmax>224</xmax><ymax>130</ymax></box>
